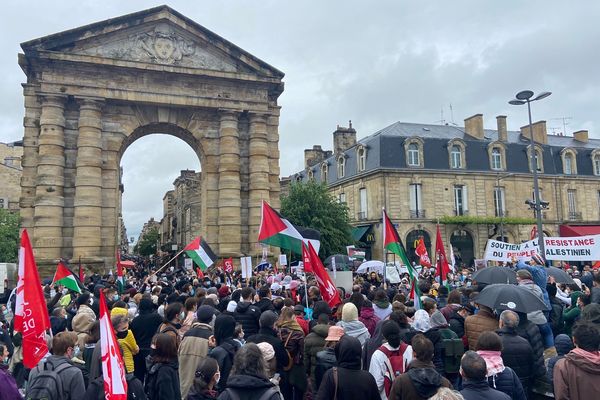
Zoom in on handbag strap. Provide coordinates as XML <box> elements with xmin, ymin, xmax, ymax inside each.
<box><xmin>333</xmin><ymin>367</ymin><xmax>338</xmax><ymax>400</ymax></box>
<box><xmin>284</xmin><ymin>332</ymin><xmax>292</xmax><ymax>347</ymax></box>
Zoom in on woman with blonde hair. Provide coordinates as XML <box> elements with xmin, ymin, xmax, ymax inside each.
<box><xmin>428</xmin><ymin>387</ymin><xmax>465</xmax><ymax>400</ymax></box>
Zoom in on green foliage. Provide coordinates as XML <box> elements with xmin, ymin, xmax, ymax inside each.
<box><xmin>134</xmin><ymin>227</ymin><xmax>160</xmax><ymax>256</ymax></box>
<box><xmin>0</xmin><ymin>209</ymin><xmax>20</xmax><ymax>263</ymax></box>
<box><xmin>281</xmin><ymin>180</ymin><xmax>353</xmax><ymax>258</ymax></box>
<box><xmin>439</xmin><ymin>215</ymin><xmax>537</xmax><ymax>225</ymax></box>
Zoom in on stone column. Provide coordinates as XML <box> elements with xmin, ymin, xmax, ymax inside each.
<box><xmin>19</xmin><ymin>84</ymin><xmax>41</xmax><ymax>231</ymax></box>
<box><xmin>218</xmin><ymin>110</ymin><xmax>242</xmax><ymax>256</ymax></box>
<box><xmin>266</xmin><ymin>109</ymin><xmax>282</xmax><ymax>210</ymax></box>
<box><xmin>248</xmin><ymin>113</ymin><xmax>271</xmax><ymax>244</ymax></box>
<box><xmin>72</xmin><ymin>98</ymin><xmax>104</xmax><ymax>260</ymax></box>
<box><xmin>33</xmin><ymin>94</ymin><xmax>67</xmax><ymax>260</ymax></box>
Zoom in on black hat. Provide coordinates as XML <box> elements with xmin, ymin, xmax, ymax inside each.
<box><xmin>294</xmin><ymin>304</ymin><xmax>305</xmax><ymax>314</ymax></box>
<box><xmin>259</xmin><ymin>311</ymin><xmax>278</xmax><ymax>329</ymax></box>
<box><xmin>196</xmin><ymin>305</ymin><xmax>216</xmax><ymax>323</ymax></box>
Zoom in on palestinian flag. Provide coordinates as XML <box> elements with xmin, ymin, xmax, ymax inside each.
<box><xmin>185</xmin><ymin>237</ymin><xmax>217</xmax><ymax>271</ymax></box>
<box><xmin>383</xmin><ymin>209</ymin><xmax>416</xmax><ymax>278</ymax></box>
<box><xmin>52</xmin><ymin>262</ymin><xmax>82</xmax><ymax>293</ymax></box>
<box><xmin>116</xmin><ymin>250</ymin><xmax>125</xmax><ymax>294</ymax></box>
<box><xmin>258</xmin><ymin>201</ymin><xmax>320</xmax><ymax>255</ymax></box>
<box><xmin>409</xmin><ymin>277</ymin><xmax>422</xmax><ymax>310</ymax></box>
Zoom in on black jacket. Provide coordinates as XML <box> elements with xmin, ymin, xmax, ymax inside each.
<box><xmin>549</xmin><ymin>296</ymin><xmax>564</xmax><ymax>336</ymax></box>
<box><xmin>515</xmin><ymin>318</ymin><xmax>546</xmax><ymax>380</ymax></box>
<box><xmin>247</xmin><ymin>327</ymin><xmax>290</xmax><ymax>373</ymax></box>
<box><xmin>254</xmin><ymin>298</ymin><xmax>275</xmax><ymax>313</ymax></box>
<box><xmin>448</xmin><ymin>310</ymin><xmax>466</xmax><ymax>338</ymax></box>
<box><xmin>147</xmin><ymin>361</ymin><xmax>181</xmax><ymax>400</ymax></box>
<box><xmin>233</xmin><ymin>301</ymin><xmax>261</xmax><ymax>338</ymax></box>
<box><xmin>209</xmin><ymin>339</ymin><xmax>240</xmax><ymax>393</ymax></box>
<box><xmin>314</xmin><ymin>347</ymin><xmax>336</xmax><ymax>390</ymax></box>
<box><xmin>316</xmin><ymin>336</ymin><xmax>379</xmax><ymax>400</ymax></box>
<box><xmin>496</xmin><ymin>327</ymin><xmax>534</xmax><ymax>391</ymax></box>
<box><xmin>460</xmin><ymin>379</ymin><xmax>511</xmax><ymax>400</ymax></box>
<box><xmin>486</xmin><ymin>366</ymin><xmax>526</xmax><ymax>400</ymax></box>
<box><xmin>217</xmin><ymin>374</ymin><xmax>279</xmax><ymax>400</ymax></box>
<box><xmin>405</xmin><ymin>328</ymin><xmax>445</xmax><ymax>376</ymax></box>
<box><xmin>131</xmin><ymin>310</ymin><xmax>163</xmax><ymax>349</ymax></box>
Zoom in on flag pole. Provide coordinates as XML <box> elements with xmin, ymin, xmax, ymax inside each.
<box><xmin>382</xmin><ymin>207</ymin><xmax>387</xmax><ymax>290</ymax></box>
<box><xmin>153</xmin><ymin>248</ymin><xmax>186</xmax><ymax>276</ymax></box>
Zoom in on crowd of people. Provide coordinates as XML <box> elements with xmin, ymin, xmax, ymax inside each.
<box><xmin>0</xmin><ymin>255</ymin><xmax>599</xmax><ymax>400</ymax></box>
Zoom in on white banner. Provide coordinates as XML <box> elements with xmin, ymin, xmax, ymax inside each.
<box><xmin>184</xmin><ymin>258</ymin><xmax>193</xmax><ymax>270</ymax></box>
<box><xmin>484</xmin><ymin>234</ymin><xmax>600</xmax><ymax>262</ymax></box>
<box><xmin>240</xmin><ymin>256</ymin><xmax>253</xmax><ymax>279</ymax></box>
<box><xmin>279</xmin><ymin>254</ymin><xmax>288</xmax><ymax>266</ymax></box>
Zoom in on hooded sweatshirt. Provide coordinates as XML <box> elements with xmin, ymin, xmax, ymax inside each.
<box><xmin>336</xmin><ymin>320</ymin><xmax>370</xmax><ymax>347</ymax></box>
<box><xmin>546</xmin><ymin>334</ymin><xmax>574</xmax><ymax>389</ymax></box>
<box><xmin>359</xmin><ymin>306</ymin><xmax>380</xmax><ymax>336</ymax></box>
<box><xmin>389</xmin><ymin>359</ymin><xmax>452</xmax><ymax>400</ymax></box>
<box><xmin>554</xmin><ymin>348</ymin><xmax>600</xmax><ymax>400</ymax></box>
<box><xmin>373</xmin><ymin>298</ymin><xmax>392</xmax><ymax>320</ymax></box>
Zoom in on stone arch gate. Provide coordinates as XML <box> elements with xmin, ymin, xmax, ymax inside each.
<box><xmin>18</xmin><ymin>6</ymin><xmax>284</xmax><ymax>272</ymax></box>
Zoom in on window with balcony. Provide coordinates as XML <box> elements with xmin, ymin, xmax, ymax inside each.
<box><xmin>454</xmin><ymin>185</ymin><xmax>468</xmax><ymax>216</ymax></box>
<box><xmin>494</xmin><ymin>187</ymin><xmax>506</xmax><ymax>217</ymax></box>
<box><xmin>567</xmin><ymin>189</ymin><xmax>580</xmax><ymax>220</ymax></box>
<box><xmin>409</xmin><ymin>183</ymin><xmax>424</xmax><ymax>218</ymax></box>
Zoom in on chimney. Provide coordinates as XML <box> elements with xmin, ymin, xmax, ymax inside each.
<box><xmin>573</xmin><ymin>130</ymin><xmax>589</xmax><ymax>143</ymax></box>
<box><xmin>496</xmin><ymin>115</ymin><xmax>507</xmax><ymax>142</ymax></box>
<box><xmin>464</xmin><ymin>114</ymin><xmax>484</xmax><ymax>139</ymax></box>
<box><xmin>304</xmin><ymin>145</ymin><xmax>326</xmax><ymax>168</ymax></box>
<box><xmin>333</xmin><ymin>120</ymin><xmax>357</xmax><ymax>153</ymax></box>
<box><xmin>520</xmin><ymin>121</ymin><xmax>548</xmax><ymax>144</ymax></box>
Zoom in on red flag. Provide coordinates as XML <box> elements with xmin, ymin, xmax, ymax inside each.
<box><xmin>196</xmin><ymin>268</ymin><xmax>205</xmax><ymax>279</ymax></box>
<box><xmin>78</xmin><ymin>257</ymin><xmax>85</xmax><ymax>283</ymax></box>
<box><xmin>306</xmin><ymin>242</ymin><xmax>341</xmax><ymax>308</ymax></box>
<box><xmin>100</xmin><ymin>291</ymin><xmax>128</xmax><ymax>400</ymax></box>
<box><xmin>415</xmin><ymin>238</ymin><xmax>432</xmax><ymax>267</ymax></box>
<box><xmin>301</xmin><ymin>243</ymin><xmax>313</xmax><ymax>273</ymax></box>
<box><xmin>223</xmin><ymin>257</ymin><xmax>234</xmax><ymax>274</ymax></box>
<box><xmin>435</xmin><ymin>225</ymin><xmax>450</xmax><ymax>283</ymax></box>
<box><xmin>14</xmin><ymin>229</ymin><xmax>50</xmax><ymax>369</ymax></box>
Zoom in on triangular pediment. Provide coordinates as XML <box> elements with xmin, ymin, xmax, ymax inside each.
<box><xmin>21</xmin><ymin>5</ymin><xmax>284</xmax><ymax>78</ymax></box>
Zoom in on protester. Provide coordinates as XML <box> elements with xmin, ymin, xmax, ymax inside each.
<box><xmin>409</xmin><ymin>309</ymin><xmax>444</xmax><ymax>374</ymax></box>
<box><xmin>187</xmin><ymin>357</ymin><xmax>219</xmax><ymax>400</ymax></box>
<box><xmin>388</xmin><ymin>333</ymin><xmax>452</xmax><ymax>400</ymax></box>
<box><xmin>233</xmin><ymin>287</ymin><xmax>262</xmax><ymax>338</ymax></box>
<box><xmin>546</xmin><ymin>333</ymin><xmax>573</xmax><ymax>393</ymax></box>
<box><xmin>131</xmin><ymin>298</ymin><xmax>163</xmax><ymax>381</ymax></box>
<box><xmin>158</xmin><ymin>302</ymin><xmax>185</xmax><ymax>348</ymax></box>
<box><xmin>316</xmin><ymin>335</ymin><xmax>380</xmax><ymax>400</ymax></box>
<box><xmin>303</xmin><ymin>313</ymin><xmax>330</xmax><ymax>387</ymax></box>
<box><xmin>247</xmin><ymin>311</ymin><xmax>290</xmax><ymax>374</ymax></box>
<box><xmin>146</xmin><ymin>332</ymin><xmax>181</xmax><ymax>400</ymax></box>
<box><xmin>72</xmin><ymin>293</ymin><xmax>97</xmax><ymax>349</ymax></box>
<box><xmin>180</xmin><ymin>297</ymin><xmax>199</xmax><ymax>336</ymax></box>
<box><xmin>336</xmin><ymin>302</ymin><xmax>370</xmax><ymax>347</ymax></box>
<box><xmin>553</xmin><ymin>321</ymin><xmax>600</xmax><ymax>400</ymax></box>
<box><xmin>464</xmin><ymin>303</ymin><xmax>497</xmax><ymax>351</ymax></box>
<box><xmin>276</xmin><ymin>306</ymin><xmax>306</xmax><ymax>400</ymax></box>
<box><xmin>314</xmin><ymin>325</ymin><xmax>343</xmax><ymax>390</ymax></box>
<box><xmin>0</xmin><ymin>343</ymin><xmax>20</xmax><ymax>400</ymax></box>
<box><xmin>209</xmin><ymin>314</ymin><xmax>240</xmax><ymax>393</ymax></box>
<box><xmin>459</xmin><ymin>351</ymin><xmax>510</xmax><ymax>400</ymax></box>
<box><xmin>360</xmin><ymin>299</ymin><xmax>380</xmax><ymax>336</ymax></box>
<box><xmin>217</xmin><ymin>343</ymin><xmax>280</xmax><ymax>400</ymax></box>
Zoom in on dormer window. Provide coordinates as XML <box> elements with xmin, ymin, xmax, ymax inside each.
<box><xmin>307</xmin><ymin>169</ymin><xmax>314</xmax><ymax>180</ymax></box>
<box><xmin>451</xmin><ymin>145</ymin><xmax>462</xmax><ymax>168</ymax></box>
<box><xmin>405</xmin><ymin>138</ymin><xmax>424</xmax><ymax>167</ymax></box>
<box><xmin>408</xmin><ymin>144</ymin><xmax>419</xmax><ymax>166</ymax></box>
<box><xmin>491</xmin><ymin>148</ymin><xmax>502</xmax><ymax>170</ymax></box>
<box><xmin>337</xmin><ymin>156</ymin><xmax>346</xmax><ymax>178</ymax></box>
<box><xmin>321</xmin><ymin>163</ymin><xmax>328</xmax><ymax>183</ymax></box>
<box><xmin>527</xmin><ymin>145</ymin><xmax>544</xmax><ymax>173</ymax></box>
<box><xmin>593</xmin><ymin>151</ymin><xmax>600</xmax><ymax>176</ymax></box>
<box><xmin>357</xmin><ymin>146</ymin><xmax>366</xmax><ymax>172</ymax></box>
<box><xmin>561</xmin><ymin>148</ymin><xmax>577</xmax><ymax>175</ymax></box>
<box><xmin>447</xmin><ymin>139</ymin><xmax>466</xmax><ymax>169</ymax></box>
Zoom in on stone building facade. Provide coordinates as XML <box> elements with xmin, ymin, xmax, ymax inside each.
<box><xmin>158</xmin><ymin>169</ymin><xmax>202</xmax><ymax>251</ymax></box>
<box><xmin>0</xmin><ymin>141</ymin><xmax>23</xmax><ymax>211</ymax></box>
<box><xmin>17</xmin><ymin>6</ymin><xmax>284</xmax><ymax>271</ymax></box>
<box><xmin>293</xmin><ymin>115</ymin><xmax>600</xmax><ymax>267</ymax></box>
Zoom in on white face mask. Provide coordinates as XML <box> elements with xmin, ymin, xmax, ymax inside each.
<box><xmin>214</xmin><ymin>372</ymin><xmax>220</xmax><ymax>384</ymax></box>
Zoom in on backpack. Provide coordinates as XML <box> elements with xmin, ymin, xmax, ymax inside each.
<box><xmin>224</xmin><ymin>386</ymin><xmax>279</xmax><ymax>400</ymax></box>
<box><xmin>144</xmin><ymin>363</ymin><xmax>163</xmax><ymax>400</ymax></box>
<box><xmin>279</xmin><ymin>331</ymin><xmax>295</xmax><ymax>372</ymax></box>
<box><xmin>442</xmin><ymin>338</ymin><xmax>464</xmax><ymax>374</ymax></box>
<box><xmin>26</xmin><ymin>361</ymin><xmax>71</xmax><ymax>400</ymax></box>
<box><xmin>378</xmin><ymin>342</ymin><xmax>409</xmax><ymax>397</ymax></box>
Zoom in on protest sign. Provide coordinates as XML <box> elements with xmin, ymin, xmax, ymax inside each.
<box><xmin>484</xmin><ymin>234</ymin><xmax>600</xmax><ymax>262</ymax></box>
<box><xmin>484</xmin><ymin>239</ymin><xmax>540</xmax><ymax>262</ymax></box>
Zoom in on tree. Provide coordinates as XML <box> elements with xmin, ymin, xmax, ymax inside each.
<box><xmin>0</xmin><ymin>209</ymin><xmax>20</xmax><ymax>263</ymax></box>
<box><xmin>281</xmin><ymin>180</ymin><xmax>353</xmax><ymax>258</ymax></box>
<box><xmin>134</xmin><ymin>227</ymin><xmax>159</xmax><ymax>257</ymax></box>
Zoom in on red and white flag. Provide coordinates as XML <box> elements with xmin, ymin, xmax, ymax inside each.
<box><xmin>99</xmin><ymin>291</ymin><xmax>128</xmax><ymax>400</ymax></box>
<box><xmin>14</xmin><ymin>229</ymin><xmax>51</xmax><ymax>369</ymax></box>
<box><xmin>415</xmin><ymin>238</ymin><xmax>432</xmax><ymax>267</ymax></box>
<box><xmin>301</xmin><ymin>243</ymin><xmax>313</xmax><ymax>273</ymax></box>
<box><xmin>223</xmin><ymin>257</ymin><xmax>234</xmax><ymax>274</ymax></box>
<box><xmin>435</xmin><ymin>225</ymin><xmax>451</xmax><ymax>284</ymax></box>
<box><xmin>305</xmin><ymin>242</ymin><xmax>341</xmax><ymax>308</ymax></box>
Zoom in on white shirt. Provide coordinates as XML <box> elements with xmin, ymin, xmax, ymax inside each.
<box><xmin>368</xmin><ymin>342</ymin><xmax>413</xmax><ymax>400</ymax></box>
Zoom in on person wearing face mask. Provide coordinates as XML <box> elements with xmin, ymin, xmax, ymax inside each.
<box><xmin>27</xmin><ymin>331</ymin><xmax>86</xmax><ymax>400</ymax></box>
<box><xmin>0</xmin><ymin>343</ymin><xmax>20</xmax><ymax>400</ymax></box>
<box><xmin>188</xmin><ymin>357</ymin><xmax>220</xmax><ymax>400</ymax></box>
<box><xmin>111</xmin><ymin>314</ymin><xmax>139</xmax><ymax>374</ymax></box>
<box><xmin>158</xmin><ymin>302</ymin><xmax>185</xmax><ymax>348</ymax></box>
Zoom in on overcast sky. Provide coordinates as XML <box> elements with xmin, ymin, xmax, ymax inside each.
<box><xmin>2</xmin><ymin>1</ymin><xmax>599</xmax><ymax>240</ymax></box>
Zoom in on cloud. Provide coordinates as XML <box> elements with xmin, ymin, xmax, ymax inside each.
<box><xmin>1</xmin><ymin>1</ymin><xmax>599</xmax><ymax>237</ymax></box>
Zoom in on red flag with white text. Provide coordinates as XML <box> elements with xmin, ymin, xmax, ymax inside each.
<box><xmin>306</xmin><ymin>242</ymin><xmax>341</xmax><ymax>308</ymax></box>
<box><xmin>223</xmin><ymin>257</ymin><xmax>234</xmax><ymax>274</ymax></box>
<box><xmin>14</xmin><ymin>229</ymin><xmax>50</xmax><ymax>369</ymax></box>
<box><xmin>100</xmin><ymin>291</ymin><xmax>128</xmax><ymax>400</ymax></box>
<box><xmin>435</xmin><ymin>225</ymin><xmax>451</xmax><ymax>284</ymax></box>
<box><xmin>415</xmin><ymin>238</ymin><xmax>432</xmax><ymax>267</ymax></box>
<box><xmin>302</xmin><ymin>243</ymin><xmax>313</xmax><ymax>273</ymax></box>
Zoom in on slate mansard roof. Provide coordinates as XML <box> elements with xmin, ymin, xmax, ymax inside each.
<box><xmin>296</xmin><ymin>121</ymin><xmax>600</xmax><ymax>184</ymax></box>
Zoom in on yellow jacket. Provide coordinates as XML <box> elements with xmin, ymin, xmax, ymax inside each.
<box><xmin>118</xmin><ymin>329</ymin><xmax>139</xmax><ymax>373</ymax></box>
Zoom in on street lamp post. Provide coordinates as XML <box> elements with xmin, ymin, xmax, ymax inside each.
<box><xmin>509</xmin><ymin>90</ymin><xmax>551</xmax><ymax>258</ymax></box>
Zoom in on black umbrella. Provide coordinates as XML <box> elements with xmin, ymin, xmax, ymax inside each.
<box><xmin>475</xmin><ymin>283</ymin><xmax>549</xmax><ymax>313</ymax></box>
<box><xmin>472</xmin><ymin>267</ymin><xmax>517</xmax><ymax>284</ymax></box>
<box><xmin>545</xmin><ymin>267</ymin><xmax>575</xmax><ymax>284</ymax></box>
<box><xmin>324</xmin><ymin>254</ymin><xmax>352</xmax><ymax>271</ymax></box>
